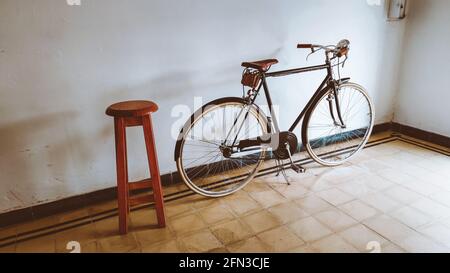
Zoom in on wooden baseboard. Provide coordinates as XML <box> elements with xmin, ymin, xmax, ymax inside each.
<box><xmin>391</xmin><ymin>122</ymin><xmax>450</xmax><ymax>148</ymax></box>
<box><xmin>1</xmin><ymin>121</ymin><xmax>448</xmax><ymax>228</ymax></box>
<box><xmin>372</xmin><ymin>122</ymin><xmax>392</xmax><ymax>134</ymax></box>
<box><xmin>0</xmin><ymin>173</ymin><xmax>174</xmax><ymax>228</ymax></box>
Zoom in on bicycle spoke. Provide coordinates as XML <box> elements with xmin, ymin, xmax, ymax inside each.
<box><xmin>306</xmin><ymin>84</ymin><xmax>373</xmax><ymax>166</ymax></box>
<box><xmin>179</xmin><ymin>101</ymin><xmax>266</xmax><ymax>196</ymax></box>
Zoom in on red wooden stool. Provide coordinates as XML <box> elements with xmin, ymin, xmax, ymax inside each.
<box><xmin>106</xmin><ymin>100</ymin><xmax>166</xmax><ymax>234</ymax></box>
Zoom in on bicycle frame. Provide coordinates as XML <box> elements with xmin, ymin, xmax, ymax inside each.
<box><xmin>264</xmin><ymin>63</ymin><xmax>333</xmax><ymax>134</ymax></box>
<box><xmin>230</xmin><ymin>56</ymin><xmax>347</xmax><ymax>148</ymax></box>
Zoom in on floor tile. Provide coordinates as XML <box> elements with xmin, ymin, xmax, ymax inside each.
<box><xmin>301</xmin><ymin>177</ymin><xmax>335</xmax><ymax>193</ymax></box>
<box><xmin>363</xmin><ymin>214</ymin><xmax>417</xmax><ymax>244</ymax></box>
<box><xmin>227</xmin><ymin>237</ymin><xmax>269</xmax><ymax>253</ymax></box>
<box><xmin>141</xmin><ymin>239</ymin><xmax>184</xmax><ymax>253</ymax></box>
<box><xmin>319</xmin><ymin>166</ymin><xmax>365</xmax><ymax>184</ymax></box>
<box><xmin>288</xmin><ymin>216</ymin><xmax>333</xmax><ymax>242</ymax></box>
<box><xmin>363</xmin><ymin>174</ymin><xmax>395</xmax><ymax>191</ymax></box>
<box><xmin>287</xmin><ymin>244</ymin><xmax>318</xmax><ymax>253</ymax></box>
<box><xmin>142</xmin><ymin>240</ymin><xmax>184</xmax><ymax>253</ymax></box>
<box><xmin>410</xmin><ymin>198</ymin><xmax>450</xmax><ymax>219</ymax></box>
<box><xmin>134</xmin><ymin>226</ymin><xmax>173</xmax><ymax>247</ymax></box>
<box><xmin>355</xmin><ymin>158</ymin><xmax>392</xmax><ymax>173</ymax></box>
<box><xmin>429</xmin><ymin>191</ymin><xmax>450</xmax><ymax>208</ymax></box>
<box><xmin>419</xmin><ymin>223</ymin><xmax>450</xmax><ymax>248</ymax></box>
<box><xmin>338</xmin><ymin>200</ymin><xmax>379</xmax><ymax>221</ymax></box>
<box><xmin>271</xmin><ymin>183</ymin><xmax>310</xmax><ymax>200</ymax></box>
<box><xmin>314</xmin><ymin>208</ymin><xmax>358</xmax><ymax>232</ymax></box>
<box><xmin>179</xmin><ymin>229</ymin><xmax>223</xmax><ymax>253</ymax></box>
<box><xmin>188</xmin><ymin>195</ymin><xmax>221</xmax><ymax>209</ymax></box>
<box><xmin>377</xmin><ymin>168</ymin><xmax>415</xmax><ymax>185</ymax></box>
<box><xmin>381</xmin><ymin>242</ymin><xmax>406</xmax><ymax>253</ymax></box>
<box><xmin>249</xmin><ymin>189</ymin><xmax>288</xmax><ymax>208</ymax></box>
<box><xmin>97</xmin><ymin>233</ymin><xmax>139</xmax><ymax>253</ymax></box>
<box><xmin>242</xmin><ymin>180</ymin><xmax>273</xmax><ymax>193</ymax></box>
<box><xmin>397</xmin><ymin>233</ymin><xmax>448</xmax><ymax>253</ymax></box>
<box><xmin>15</xmin><ymin>234</ymin><xmax>56</xmax><ymax>253</ymax></box>
<box><xmin>360</xmin><ymin>192</ymin><xmax>402</xmax><ymax>213</ymax></box>
<box><xmin>208</xmin><ymin>247</ymin><xmax>229</xmax><ymax>253</ymax></box>
<box><xmin>316</xmin><ymin>188</ymin><xmax>355</xmax><ymax>206</ymax></box>
<box><xmin>129</xmin><ymin>209</ymin><xmax>158</xmax><ymax>228</ymax></box>
<box><xmin>223</xmin><ymin>193</ymin><xmax>262</xmax><ymax>216</ymax></box>
<box><xmin>310</xmin><ymin>234</ymin><xmax>359</xmax><ymax>253</ymax></box>
<box><xmin>389</xmin><ymin>206</ymin><xmax>433</xmax><ymax>229</ymax></box>
<box><xmin>403</xmin><ymin>180</ymin><xmax>442</xmax><ymax>196</ymax></box>
<box><xmin>267</xmin><ymin>201</ymin><xmax>309</xmax><ymax>224</ymax></box>
<box><xmin>165</xmin><ymin>200</ymin><xmax>194</xmax><ymax>218</ymax></box>
<box><xmin>210</xmin><ymin>219</ymin><xmax>252</xmax><ymax>245</ymax></box>
<box><xmin>335</xmin><ymin>180</ymin><xmax>376</xmax><ymax>198</ymax></box>
<box><xmin>169</xmin><ymin>213</ymin><xmax>206</xmax><ymax>236</ymax></box>
<box><xmin>383</xmin><ymin>185</ymin><xmax>423</xmax><ymax>204</ymax></box>
<box><xmin>94</xmin><ymin>216</ymin><xmax>121</xmax><ymax>237</ymax></box>
<box><xmin>288</xmin><ymin>175</ymin><xmax>326</xmax><ymax>190</ymax></box>
<box><xmin>54</xmin><ymin>223</ymin><xmax>98</xmax><ymax>252</ymax></box>
<box><xmin>294</xmin><ymin>195</ymin><xmax>333</xmax><ymax>215</ymax></box>
<box><xmin>198</xmin><ymin>204</ymin><xmax>234</xmax><ymax>225</ymax></box>
<box><xmin>241</xmin><ymin>211</ymin><xmax>281</xmax><ymax>234</ymax></box>
<box><xmin>76</xmin><ymin>241</ymin><xmax>98</xmax><ymax>253</ymax></box>
<box><xmin>338</xmin><ymin>224</ymin><xmax>388</xmax><ymax>252</ymax></box>
<box><xmin>257</xmin><ymin>226</ymin><xmax>305</xmax><ymax>252</ymax></box>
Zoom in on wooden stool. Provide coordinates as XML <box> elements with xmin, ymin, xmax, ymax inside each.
<box><xmin>106</xmin><ymin>100</ymin><xmax>166</xmax><ymax>234</ymax></box>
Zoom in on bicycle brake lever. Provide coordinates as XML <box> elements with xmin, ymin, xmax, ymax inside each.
<box><xmin>341</xmin><ymin>55</ymin><xmax>348</xmax><ymax>68</ymax></box>
<box><xmin>306</xmin><ymin>48</ymin><xmax>316</xmax><ymax>61</ymax></box>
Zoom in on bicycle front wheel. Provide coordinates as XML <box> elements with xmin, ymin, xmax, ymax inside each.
<box><xmin>175</xmin><ymin>97</ymin><xmax>268</xmax><ymax>197</ymax></box>
<box><xmin>302</xmin><ymin>82</ymin><xmax>375</xmax><ymax>166</ymax></box>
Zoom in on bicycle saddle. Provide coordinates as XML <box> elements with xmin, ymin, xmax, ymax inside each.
<box><xmin>242</xmin><ymin>59</ymin><xmax>278</xmax><ymax>72</ymax></box>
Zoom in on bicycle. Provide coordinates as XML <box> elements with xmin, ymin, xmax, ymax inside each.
<box><xmin>174</xmin><ymin>39</ymin><xmax>375</xmax><ymax>197</ymax></box>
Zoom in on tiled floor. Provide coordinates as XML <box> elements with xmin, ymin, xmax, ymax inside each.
<box><xmin>1</xmin><ymin>132</ymin><xmax>449</xmax><ymax>253</ymax></box>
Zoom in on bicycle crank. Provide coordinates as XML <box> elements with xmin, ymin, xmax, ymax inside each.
<box><xmin>273</xmin><ymin>132</ymin><xmax>305</xmax><ymax>185</ymax></box>
<box><xmin>273</xmin><ymin>132</ymin><xmax>298</xmax><ymax>160</ymax></box>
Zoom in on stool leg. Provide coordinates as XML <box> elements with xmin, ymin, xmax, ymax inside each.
<box><xmin>114</xmin><ymin>117</ymin><xmax>129</xmax><ymax>234</ymax></box>
<box><xmin>142</xmin><ymin>114</ymin><xmax>166</xmax><ymax>228</ymax></box>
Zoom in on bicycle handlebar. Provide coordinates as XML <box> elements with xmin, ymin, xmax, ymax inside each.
<box><xmin>297</xmin><ymin>44</ymin><xmax>313</xmax><ymax>49</ymax></box>
<box><xmin>297</xmin><ymin>39</ymin><xmax>350</xmax><ymax>58</ymax></box>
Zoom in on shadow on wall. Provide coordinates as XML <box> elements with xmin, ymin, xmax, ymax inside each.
<box><xmin>99</xmin><ymin>63</ymin><xmax>250</xmax><ymax>107</ymax></box>
<box><xmin>97</xmin><ymin>64</ymin><xmax>245</xmax><ymax>176</ymax></box>
<box><xmin>0</xmin><ymin>111</ymin><xmax>103</xmax><ymax>212</ymax></box>
<box><xmin>0</xmin><ymin>62</ymin><xmax>257</xmax><ymax>213</ymax></box>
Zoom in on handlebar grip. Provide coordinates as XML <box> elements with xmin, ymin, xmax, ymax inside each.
<box><xmin>297</xmin><ymin>44</ymin><xmax>313</xmax><ymax>49</ymax></box>
<box><xmin>337</xmin><ymin>47</ymin><xmax>349</xmax><ymax>58</ymax></box>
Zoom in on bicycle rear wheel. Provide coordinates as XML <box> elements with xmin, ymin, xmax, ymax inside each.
<box><xmin>302</xmin><ymin>82</ymin><xmax>374</xmax><ymax>166</ymax></box>
<box><xmin>175</xmin><ymin>97</ymin><xmax>268</xmax><ymax>197</ymax></box>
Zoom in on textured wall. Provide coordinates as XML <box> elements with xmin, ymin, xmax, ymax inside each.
<box><xmin>0</xmin><ymin>0</ymin><xmax>405</xmax><ymax>212</ymax></box>
<box><xmin>394</xmin><ymin>0</ymin><xmax>450</xmax><ymax>136</ymax></box>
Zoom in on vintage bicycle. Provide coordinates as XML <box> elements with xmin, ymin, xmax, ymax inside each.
<box><xmin>174</xmin><ymin>39</ymin><xmax>375</xmax><ymax>197</ymax></box>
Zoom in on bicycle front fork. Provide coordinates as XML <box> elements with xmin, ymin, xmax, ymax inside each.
<box><xmin>327</xmin><ymin>88</ymin><xmax>346</xmax><ymax>128</ymax></box>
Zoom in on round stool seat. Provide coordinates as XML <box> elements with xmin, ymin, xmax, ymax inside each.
<box><xmin>106</xmin><ymin>100</ymin><xmax>158</xmax><ymax>117</ymax></box>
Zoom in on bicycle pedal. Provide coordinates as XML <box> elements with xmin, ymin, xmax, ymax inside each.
<box><xmin>291</xmin><ymin>164</ymin><xmax>305</xmax><ymax>174</ymax></box>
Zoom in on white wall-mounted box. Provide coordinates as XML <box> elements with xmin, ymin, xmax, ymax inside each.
<box><xmin>387</xmin><ymin>0</ymin><xmax>407</xmax><ymax>20</ymax></box>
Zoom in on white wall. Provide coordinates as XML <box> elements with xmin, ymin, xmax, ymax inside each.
<box><xmin>394</xmin><ymin>0</ymin><xmax>450</xmax><ymax>136</ymax></box>
<box><xmin>0</xmin><ymin>0</ymin><xmax>406</xmax><ymax>212</ymax></box>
